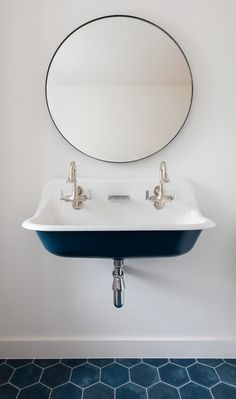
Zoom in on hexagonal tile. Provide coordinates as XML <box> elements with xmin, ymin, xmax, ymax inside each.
<box><xmin>51</xmin><ymin>383</ymin><xmax>82</xmax><ymax>399</ymax></box>
<box><xmin>0</xmin><ymin>364</ymin><xmax>14</xmax><ymax>384</ymax></box>
<box><xmin>188</xmin><ymin>363</ymin><xmax>219</xmax><ymax>388</ymax></box>
<box><xmin>180</xmin><ymin>382</ymin><xmax>212</xmax><ymax>399</ymax></box>
<box><xmin>159</xmin><ymin>363</ymin><xmax>189</xmax><ymax>387</ymax></box>
<box><xmin>101</xmin><ymin>363</ymin><xmax>129</xmax><ymax>387</ymax></box>
<box><xmin>10</xmin><ymin>364</ymin><xmax>41</xmax><ymax>388</ymax></box>
<box><xmin>148</xmin><ymin>382</ymin><xmax>179</xmax><ymax>399</ymax></box>
<box><xmin>6</xmin><ymin>360</ymin><xmax>32</xmax><ymax>368</ymax></box>
<box><xmin>40</xmin><ymin>363</ymin><xmax>70</xmax><ymax>388</ymax></box>
<box><xmin>197</xmin><ymin>359</ymin><xmax>223</xmax><ymax>367</ymax></box>
<box><xmin>18</xmin><ymin>383</ymin><xmax>50</xmax><ymax>399</ymax></box>
<box><xmin>170</xmin><ymin>359</ymin><xmax>196</xmax><ymax>367</ymax></box>
<box><xmin>116</xmin><ymin>358</ymin><xmax>141</xmax><ymax>367</ymax></box>
<box><xmin>0</xmin><ymin>360</ymin><xmax>5</xmax><ymax>365</ymax></box>
<box><xmin>71</xmin><ymin>363</ymin><xmax>99</xmax><ymax>388</ymax></box>
<box><xmin>211</xmin><ymin>382</ymin><xmax>236</xmax><ymax>399</ymax></box>
<box><xmin>116</xmin><ymin>382</ymin><xmax>146</xmax><ymax>399</ymax></box>
<box><xmin>88</xmin><ymin>358</ymin><xmax>113</xmax><ymax>367</ymax></box>
<box><xmin>216</xmin><ymin>363</ymin><xmax>236</xmax><ymax>386</ymax></box>
<box><xmin>143</xmin><ymin>358</ymin><xmax>168</xmax><ymax>367</ymax></box>
<box><xmin>130</xmin><ymin>363</ymin><xmax>159</xmax><ymax>387</ymax></box>
<box><xmin>34</xmin><ymin>359</ymin><xmax>59</xmax><ymax>368</ymax></box>
<box><xmin>83</xmin><ymin>383</ymin><xmax>113</xmax><ymax>399</ymax></box>
<box><xmin>61</xmin><ymin>359</ymin><xmax>86</xmax><ymax>368</ymax></box>
<box><xmin>0</xmin><ymin>383</ymin><xmax>19</xmax><ymax>399</ymax></box>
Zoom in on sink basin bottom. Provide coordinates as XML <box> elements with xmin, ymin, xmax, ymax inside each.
<box><xmin>37</xmin><ymin>230</ymin><xmax>202</xmax><ymax>259</ymax></box>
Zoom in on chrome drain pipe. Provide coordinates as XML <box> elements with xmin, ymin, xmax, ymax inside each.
<box><xmin>112</xmin><ymin>259</ymin><xmax>125</xmax><ymax>308</ymax></box>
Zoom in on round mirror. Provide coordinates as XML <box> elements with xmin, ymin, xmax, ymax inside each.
<box><xmin>46</xmin><ymin>15</ymin><xmax>193</xmax><ymax>162</ymax></box>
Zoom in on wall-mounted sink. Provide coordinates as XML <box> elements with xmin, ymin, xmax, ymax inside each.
<box><xmin>23</xmin><ymin>178</ymin><xmax>214</xmax><ymax>259</ymax></box>
<box><xmin>23</xmin><ymin>176</ymin><xmax>215</xmax><ymax>308</ymax></box>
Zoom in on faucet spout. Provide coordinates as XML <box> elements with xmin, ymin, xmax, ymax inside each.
<box><xmin>67</xmin><ymin>161</ymin><xmax>77</xmax><ymax>183</ymax></box>
<box><xmin>160</xmin><ymin>161</ymin><xmax>170</xmax><ymax>183</ymax></box>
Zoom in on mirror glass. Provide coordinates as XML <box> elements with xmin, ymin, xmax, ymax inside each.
<box><xmin>46</xmin><ymin>15</ymin><xmax>193</xmax><ymax>162</ymax></box>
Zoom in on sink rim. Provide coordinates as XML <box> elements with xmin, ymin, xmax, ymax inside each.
<box><xmin>22</xmin><ymin>218</ymin><xmax>215</xmax><ymax>232</ymax></box>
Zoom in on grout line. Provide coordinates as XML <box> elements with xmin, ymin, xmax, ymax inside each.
<box><xmin>131</xmin><ymin>381</ymin><xmax>151</xmax><ymax>390</ymax></box>
<box><xmin>209</xmin><ymin>387</ymin><xmax>215</xmax><ymax>399</ymax></box>
<box><xmin>214</xmin><ymin>380</ymin><xmax>236</xmax><ymax>389</ymax></box>
<box><xmin>158</xmin><ymin>380</ymin><xmax>183</xmax><ymax>390</ymax></box>
<box><xmin>68</xmin><ymin>366</ymin><xmax>73</xmax><ymax>383</ymax></box>
<box><xmin>48</xmin><ymin>388</ymin><xmax>52</xmax><ymax>399</ymax></box>
<box><xmin>185</xmin><ymin>366</ymin><xmax>191</xmax><ymax>385</ymax></box>
<box><xmin>10</xmin><ymin>383</ymin><xmax>20</xmax><ymax>399</ymax></box>
<box><xmin>100</xmin><ymin>381</ymin><xmax>117</xmax><ymax>390</ymax></box>
<box><xmin>178</xmin><ymin>380</ymin><xmax>190</xmax><ymax>390</ymax></box>
<box><xmin>116</xmin><ymin>381</ymin><xmax>129</xmax><ymax>389</ymax></box>
<box><xmin>40</xmin><ymin>382</ymin><xmax>52</xmax><ymax>390</ymax></box>
<box><xmin>197</xmin><ymin>361</ymin><xmax>217</xmax><ymax>369</ymax></box>
<box><xmin>38</xmin><ymin>367</ymin><xmax>44</xmax><ymax>384</ymax></box>
<box><xmin>214</xmin><ymin>366</ymin><xmax>222</xmax><ymax>384</ymax></box>
<box><xmin>214</xmin><ymin>361</ymin><xmax>224</xmax><ymax>367</ymax></box>
<box><xmin>128</xmin><ymin>367</ymin><xmax>131</xmax><ymax>382</ymax></box>
<box><xmin>9</xmin><ymin>362</ymin><xmax>32</xmax><ymax>370</ymax></box>
<box><xmin>7</xmin><ymin>382</ymin><xmax>19</xmax><ymax>390</ymax></box>
<box><xmin>224</xmin><ymin>360</ymin><xmax>236</xmax><ymax>367</ymax></box>
<box><xmin>99</xmin><ymin>365</ymin><xmax>104</xmax><ymax>382</ymax></box>
<box><xmin>176</xmin><ymin>387</ymin><xmax>181</xmax><ymax>399</ymax></box>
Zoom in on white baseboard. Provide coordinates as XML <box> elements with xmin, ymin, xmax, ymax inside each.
<box><xmin>1</xmin><ymin>337</ymin><xmax>236</xmax><ymax>359</ymax></box>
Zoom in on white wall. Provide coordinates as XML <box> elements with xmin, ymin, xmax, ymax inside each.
<box><xmin>0</xmin><ymin>0</ymin><xmax>236</xmax><ymax>358</ymax></box>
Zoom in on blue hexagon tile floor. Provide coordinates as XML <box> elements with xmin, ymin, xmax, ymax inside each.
<box><xmin>0</xmin><ymin>358</ymin><xmax>236</xmax><ymax>398</ymax></box>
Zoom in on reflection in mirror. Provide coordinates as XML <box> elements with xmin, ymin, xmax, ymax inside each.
<box><xmin>46</xmin><ymin>15</ymin><xmax>193</xmax><ymax>162</ymax></box>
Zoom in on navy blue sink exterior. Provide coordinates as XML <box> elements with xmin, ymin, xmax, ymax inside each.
<box><xmin>37</xmin><ymin>230</ymin><xmax>202</xmax><ymax>259</ymax></box>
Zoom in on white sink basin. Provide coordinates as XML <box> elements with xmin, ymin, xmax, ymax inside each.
<box><xmin>22</xmin><ymin>178</ymin><xmax>215</xmax><ymax>258</ymax></box>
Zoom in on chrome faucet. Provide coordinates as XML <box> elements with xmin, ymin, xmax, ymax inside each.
<box><xmin>146</xmin><ymin>161</ymin><xmax>175</xmax><ymax>209</ymax></box>
<box><xmin>60</xmin><ymin>161</ymin><xmax>90</xmax><ymax>209</ymax></box>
